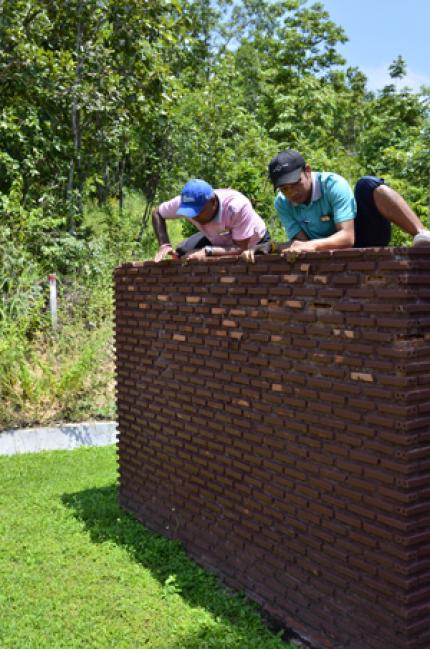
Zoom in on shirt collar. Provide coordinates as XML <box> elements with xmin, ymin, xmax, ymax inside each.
<box><xmin>211</xmin><ymin>192</ymin><xmax>222</xmax><ymax>223</ymax></box>
<box><xmin>310</xmin><ymin>171</ymin><xmax>322</xmax><ymax>202</ymax></box>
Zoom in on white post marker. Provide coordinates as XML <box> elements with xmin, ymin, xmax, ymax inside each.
<box><xmin>48</xmin><ymin>273</ymin><xmax>58</xmax><ymax>330</ymax></box>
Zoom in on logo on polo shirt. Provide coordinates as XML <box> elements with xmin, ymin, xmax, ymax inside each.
<box><xmin>320</xmin><ymin>215</ymin><xmax>331</xmax><ymax>222</ymax></box>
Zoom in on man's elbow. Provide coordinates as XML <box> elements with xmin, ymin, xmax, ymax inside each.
<box><xmin>339</xmin><ymin>223</ymin><xmax>355</xmax><ymax>248</ymax></box>
<box><xmin>345</xmin><ymin>231</ymin><xmax>355</xmax><ymax>248</ymax></box>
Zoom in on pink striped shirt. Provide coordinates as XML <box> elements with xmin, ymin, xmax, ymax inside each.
<box><xmin>158</xmin><ymin>188</ymin><xmax>267</xmax><ymax>247</ymax></box>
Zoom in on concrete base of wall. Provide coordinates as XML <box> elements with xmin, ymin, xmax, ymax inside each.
<box><xmin>0</xmin><ymin>421</ymin><xmax>117</xmax><ymax>456</ymax></box>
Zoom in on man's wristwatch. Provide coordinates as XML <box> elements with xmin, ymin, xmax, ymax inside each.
<box><xmin>204</xmin><ymin>246</ymin><xmax>213</xmax><ymax>257</ymax></box>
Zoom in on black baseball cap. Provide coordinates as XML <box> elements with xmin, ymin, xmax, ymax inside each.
<box><xmin>268</xmin><ymin>150</ymin><xmax>306</xmax><ymax>188</ymax></box>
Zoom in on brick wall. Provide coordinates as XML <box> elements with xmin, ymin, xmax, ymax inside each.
<box><xmin>114</xmin><ymin>248</ymin><xmax>430</xmax><ymax>649</ymax></box>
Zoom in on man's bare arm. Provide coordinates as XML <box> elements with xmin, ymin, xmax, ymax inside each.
<box><xmin>152</xmin><ymin>207</ymin><xmax>170</xmax><ymax>246</ymax></box>
<box><xmin>152</xmin><ymin>208</ymin><xmax>179</xmax><ymax>262</ymax></box>
<box><xmin>282</xmin><ymin>220</ymin><xmax>355</xmax><ymax>253</ymax></box>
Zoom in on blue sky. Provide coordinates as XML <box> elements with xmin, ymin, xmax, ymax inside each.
<box><xmin>320</xmin><ymin>0</ymin><xmax>430</xmax><ymax>91</ymax></box>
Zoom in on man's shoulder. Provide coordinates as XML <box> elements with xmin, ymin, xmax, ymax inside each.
<box><xmin>319</xmin><ymin>172</ymin><xmax>353</xmax><ymax>195</ymax></box>
<box><xmin>318</xmin><ymin>171</ymin><xmax>356</xmax><ymax>220</ymax></box>
<box><xmin>217</xmin><ymin>188</ymin><xmax>252</xmax><ymax>216</ymax></box>
<box><xmin>158</xmin><ymin>194</ymin><xmax>181</xmax><ymax>218</ymax></box>
<box><xmin>217</xmin><ymin>188</ymin><xmax>248</xmax><ymax>204</ymax></box>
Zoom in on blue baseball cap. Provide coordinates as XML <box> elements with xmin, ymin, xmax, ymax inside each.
<box><xmin>176</xmin><ymin>179</ymin><xmax>215</xmax><ymax>218</ymax></box>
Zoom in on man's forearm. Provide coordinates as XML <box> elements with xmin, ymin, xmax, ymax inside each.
<box><xmin>186</xmin><ymin>245</ymin><xmax>243</xmax><ymax>261</ymax></box>
<box><xmin>288</xmin><ymin>227</ymin><xmax>354</xmax><ymax>252</ymax></box>
<box><xmin>152</xmin><ymin>208</ymin><xmax>170</xmax><ymax>246</ymax></box>
<box><xmin>310</xmin><ymin>230</ymin><xmax>354</xmax><ymax>250</ymax></box>
<box><xmin>211</xmin><ymin>246</ymin><xmax>241</xmax><ymax>256</ymax></box>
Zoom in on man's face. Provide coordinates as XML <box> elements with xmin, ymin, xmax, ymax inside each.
<box><xmin>194</xmin><ymin>196</ymin><xmax>218</xmax><ymax>224</ymax></box>
<box><xmin>278</xmin><ymin>165</ymin><xmax>312</xmax><ymax>204</ymax></box>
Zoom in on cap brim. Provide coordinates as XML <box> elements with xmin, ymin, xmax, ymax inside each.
<box><xmin>176</xmin><ymin>205</ymin><xmax>201</xmax><ymax>218</ymax></box>
<box><xmin>274</xmin><ymin>167</ymin><xmax>302</xmax><ymax>187</ymax></box>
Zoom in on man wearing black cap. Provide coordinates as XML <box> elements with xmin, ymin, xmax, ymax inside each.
<box><xmin>268</xmin><ymin>150</ymin><xmax>430</xmax><ymax>251</ymax></box>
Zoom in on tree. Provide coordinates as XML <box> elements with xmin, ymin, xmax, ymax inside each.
<box><xmin>389</xmin><ymin>55</ymin><xmax>407</xmax><ymax>80</ymax></box>
<box><xmin>0</xmin><ymin>0</ymin><xmax>183</xmax><ymax>246</ymax></box>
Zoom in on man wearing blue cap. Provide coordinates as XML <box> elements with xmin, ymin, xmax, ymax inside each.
<box><xmin>152</xmin><ymin>179</ymin><xmax>270</xmax><ymax>262</ymax></box>
<box><xmin>268</xmin><ymin>149</ymin><xmax>430</xmax><ymax>251</ymax></box>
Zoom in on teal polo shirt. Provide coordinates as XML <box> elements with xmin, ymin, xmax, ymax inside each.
<box><xmin>274</xmin><ymin>172</ymin><xmax>356</xmax><ymax>241</ymax></box>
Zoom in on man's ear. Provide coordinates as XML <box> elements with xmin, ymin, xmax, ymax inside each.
<box><xmin>304</xmin><ymin>164</ymin><xmax>312</xmax><ymax>174</ymax></box>
<box><xmin>206</xmin><ymin>196</ymin><xmax>218</xmax><ymax>214</ymax></box>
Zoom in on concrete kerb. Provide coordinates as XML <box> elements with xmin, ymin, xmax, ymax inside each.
<box><xmin>0</xmin><ymin>421</ymin><xmax>118</xmax><ymax>456</ymax></box>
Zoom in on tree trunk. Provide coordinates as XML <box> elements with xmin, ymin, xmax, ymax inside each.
<box><xmin>68</xmin><ymin>1</ymin><xmax>84</xmax><ymax>233</ymax></box>
<box><xmin>118</xmin><ymin>156</ymin><xmax>125</xmax><ymax>214</ymax></box>
<box><xmin>66</xmin><ymin>159</ymin><xmax>76</xmax><ymax>235</ymax></box>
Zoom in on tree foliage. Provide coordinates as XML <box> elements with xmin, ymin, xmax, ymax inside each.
<box><xmin>1</xmin><ymin>0</ymin><xmax>429</xmax><ymax>426</ymax></box>
<box><xmin>1</xmin><ymin>0</ymin><xmax>428</xmax><ymax>251</ymax></box>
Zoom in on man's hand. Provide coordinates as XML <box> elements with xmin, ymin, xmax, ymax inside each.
<box><xmin>154</xmin><ymin>244</ymin><xmax>178</xmax><ymax>263</ymax></box>
<box><xmin>240</xmin><ymin>249</ymin><xmax>255</xmax><ymax>263</ymax></box>
<box><xmin>281</xmin><ymin>240</ymin><xmax>317</xmax><ymax>254</ymax></box>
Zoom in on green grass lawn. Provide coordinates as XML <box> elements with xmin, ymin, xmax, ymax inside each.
<box><xmin>0</xmin><ymin>446</ymin><xmax>297</xmax><ymax>649</ymax></box>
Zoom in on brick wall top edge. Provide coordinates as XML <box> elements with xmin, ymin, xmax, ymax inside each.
<box><xmin>115</xmin><ymin>246</ymin><xmax>430</xmax><ymax>273</ymax></box>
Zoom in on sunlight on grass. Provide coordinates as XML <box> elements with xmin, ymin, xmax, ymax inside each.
<box><xmin>0</xmin><ymin>446</ymin><xmax>297</xmax><ymax>649</ymax></box>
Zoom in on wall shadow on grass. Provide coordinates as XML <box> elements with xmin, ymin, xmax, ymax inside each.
<box><xmin>62</xmin><ymin>484</ymin><xmax>296</xmax><ymax>649</ymax></box>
